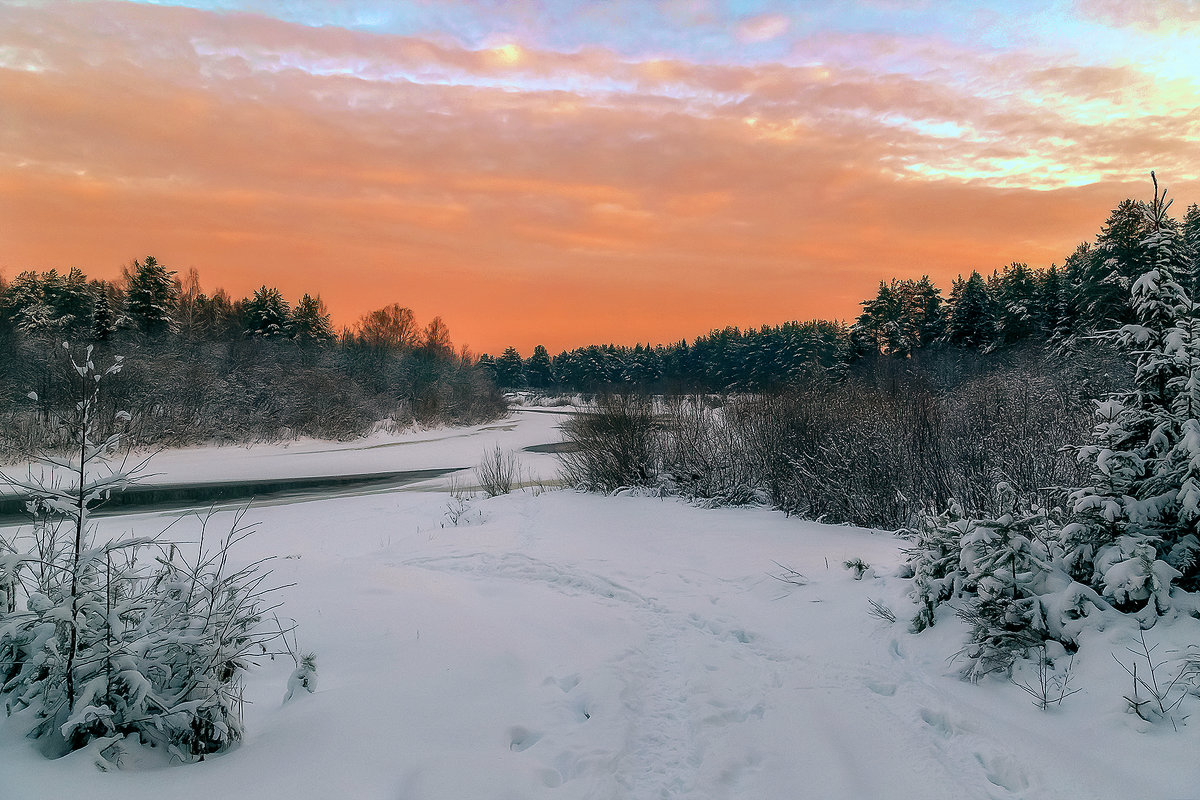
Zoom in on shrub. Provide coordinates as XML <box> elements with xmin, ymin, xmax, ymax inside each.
<box><xmin>0</xmin><ymin>344</ymin><xmax>294</xmax><ymax>762</ymax></box>
<box><xmin>557</xmin><ymin>394</ymin><xmax>658</xmax><ymax>492</ymax></box>
<box><xmin>476</xmin><ymin>445</ymin><xmax>519</xmax><ymax>497</ymax></box>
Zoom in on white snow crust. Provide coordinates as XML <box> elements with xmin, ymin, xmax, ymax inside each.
<box><xmin>2</xmin><ymin>410</ymin><xmax>1198</xmax><ymax>798</ymax></box>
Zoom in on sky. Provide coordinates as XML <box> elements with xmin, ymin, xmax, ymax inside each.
<box><xmin>1</xmin><ymin>0</ymin><xmax>1199</xmax><ymax>354</ymax></box>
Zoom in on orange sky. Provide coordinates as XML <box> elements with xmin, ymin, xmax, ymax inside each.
<box><xmin>2</xmin><ymin>1</ymin><xmax>1199</xmax><ymax>354</ymax></box>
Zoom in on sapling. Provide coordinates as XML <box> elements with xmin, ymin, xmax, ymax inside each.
<box><xmin>1116</xmin><ymin>630</ymin><xmax>1188</xmax><ymax>729</ymax></box>
<box><xmin>1012</xmin><ymin>645</ymin><xmax>1081</xmax><ymax>710</ymax></box>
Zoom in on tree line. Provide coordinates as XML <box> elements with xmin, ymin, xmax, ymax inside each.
<box><xmin>485</xmin><ymin>197</ymin><xmax>1200</xmax><ymax>392</ymax></box>
<box><xmin>0</xmin><ymin>259</ymin><xmax>503</xmax><ymax>452</ymax></box>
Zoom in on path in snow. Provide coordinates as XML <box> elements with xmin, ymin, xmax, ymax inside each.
<box><xmin>390</xmin><ymin>494</ymin><xmax>1130</xmax><ymax>800</ymax></box>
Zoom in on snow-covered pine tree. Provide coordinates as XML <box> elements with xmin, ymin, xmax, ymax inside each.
<box><xmin>291</xmin><ymin>293</ymin><xmax>335</xmax><ymax>343</ymax></box>
<box><xmin>1062</xmin><ymin>174</ymin><xmax>1199</xmax><ymax>621</ymax></box>
<box><xmin>524</xmin><ymin>344</ymin><xmax>555</xmax><ymax>389</ymax></box>
<box><xmin>124</xmin><ymin>256</ymin><xmax>178</xmax><ymax>336</ymax></box>
<box><xmin>245</xmin><ymin>285</ymin><xmax>292</xmax><ymax>338</ymax></box>
<box><xmin>954</xmin><ymin>484</ymin><xmax>1058</xmax><ymax>678</ymax></box>
<box><xmin>494</xmin><ymin>346</ymin><xmax>526</xmax><ymax>389</ymax></box>
<box><xmin>907</xmin><ymin>499</ymin><xmax>971</xmax><ymax>632</ymax></box>
<box><xmin>1080</xmin><ymin>198</ymin><xmax>1151</xmax><ymax>330</ymax></box>
<box><xmin>91</xmin><ymin>282</ymin><xmax>117</xmax><ymax>342</ymax></box>
<box><xmin>943</xmin><ymin>271</ymin><xmax>995</xmax><ymax>349</ymax></box>
<box><xmin>908</xmin><ymin>176</ymin><xmax>1196</xmax><ymax>665</ymax></box>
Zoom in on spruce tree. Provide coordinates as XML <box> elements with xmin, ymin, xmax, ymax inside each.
<box><xmin>291</xmin><ymin>293</ymin><xmax>335</xmax><ymax>343</ymax></box>
<box><xmin>995</xmin><ymin>262</ymin><xmax>1038</xmax><ymax>344</ymax></box>
<box><xmin>124</xmin><ymin>256</ymin><xmax>178</xmax><ymax>336</ymax></box>
<box><xmin>91</xmin><ymin>282</ymin><xmax>117</xmax><ymax>342</ymax></box>
<box><xmin>1183</xmin><ymin>203</ymin><xmax>1200</xmax><ymax>295</ymax></box>
<box><xmin>944</xmin><ymin>271</ymin><xmax>995</xmax><ymax>348</ymax></box>
<box><xmin>525</xmin><ymin>344</ymin><xmax>554</xmax><ymax>389</ymax></box>
<box><xmin>1066</xmin><ymin>174</ymin><xmax>1192</xmax><ymax>608</ymax></box>
<box><xmin>912</xmin><ymin>275</ymin><xmax>945</xmax><ymax>347</ymax></box>
<box><xmin>244</xmin><ymin>285</ymin><xmax>292</xmax><ymax>338</ymax></box>
<box><xmin>493</xmin><ymin>346</ymin><xmax>525</xmax><ymax>389</ymax></box>
<box><xmin>1080</xmin><ymin>199</ymin><xmax>1150</xmax><ymax>330</ymax></box>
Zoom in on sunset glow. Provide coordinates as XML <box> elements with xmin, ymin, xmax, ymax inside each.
<box><xmin>2</xmin><ymin>0</ymin><xmax>1198</xmax><ymax>353</ymax></box>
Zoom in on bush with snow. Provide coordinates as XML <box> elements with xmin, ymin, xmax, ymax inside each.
<box><xmin>0</xmin><ymin>343</ymin><xmax>296</xmax><ymax>762</ymax></box>
<box><xmin>907</xmin><ymin>175</ymin><xmax>1200</xmax><ymax>683</ymax></box>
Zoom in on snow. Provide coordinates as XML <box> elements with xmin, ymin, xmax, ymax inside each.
<box><xmin>3</xmin><ymin>410</ymin><xmax>1200</xmax><ymax>798</ymax></box>
<box><xmin>0</xmin><ymin>408</ymin><xmax>567</xmax><ymax>498</ymax></box>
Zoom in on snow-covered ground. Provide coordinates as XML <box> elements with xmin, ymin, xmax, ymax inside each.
<box><xmin>2</xmin><ymin>406</ymin><xmax>569</xmax><ymax>494</ymax></box>
<box><xmin>3</xmin><ymin>410</ymin><xmax>1199</xmax><ymax>798</ymax></box>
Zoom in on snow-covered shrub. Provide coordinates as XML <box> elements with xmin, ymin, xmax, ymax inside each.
<box><xmin>0</xmin><ymin>343</ymin><xmax>294</xmax><ymax>761</ymax></box>
<box><xmin>843</xmin><ymin>557</ymin><xmax>872</xmax><ymax>580</ymax></box>
<box><xmin>284</xmin><ymin>653</ymin><xmax>319</xmax><ymax>704</ymax></box>
<box><xmin>477</xmin><ymin>444</ymin><xmax>519</xmax><ymax>496</ymax></box>
<box><xmin>906</xmin><ymin>500</ymin><xmax>970</xmax><ymax>632</ymax></box>
<box><xmin>905</xmin><ymin>175</ymin><xmax>1199</xmax><ymax>679</ymax></box>
<box><xmin>1095</xmin><ymin>534</ymin><xmax>1179</xmax><ymax>616</ymax></box>
<box><xmin>951</xmin><ymin>487</ymin><xmax>1061</xmax><ymax>678</ymax></box>
<box><xmin>907</xmin><ymin>485</ymin><xmax>1112</xmax><ymax>675</ymax></box>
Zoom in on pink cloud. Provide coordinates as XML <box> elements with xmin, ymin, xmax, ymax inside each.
<box><xmin>1075</xmin><ymin>0</ymin><xmax>1200</xmax><ymax>30</ymax></box>
<box><xmin>737</xmin><ymin>13</ymin><xmax>792</xmax><ymax>43</ymax></box>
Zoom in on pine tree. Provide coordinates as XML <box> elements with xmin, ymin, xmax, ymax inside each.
<box><xmin>944</xmin><ymin>271</ymin><xmax>995</xmax><ymax>348</ymax></box>
<box><xmin>525</xmin><ymin>344</ymin><xmax>554</xmax><ymax>389</ymax></box>
<box><xmin>1064</xmin><ymin>174</ymin><xmax>1191</xmax><ymax>610</ymax></box>
<box><xmin>493</xmin><ymin>346</ymin><xmax>525</xmax><ymax>390</ymax></box>
<box><xmin>475</xmin><ymin>353</ymin><xmax>498</xmax><ymax>383</ymax></box>
<box><xmin>244</xmin><ymin>285</ymin><xmax>292</xmax><ymax>338</ymax></box>
<box><xmin>1183</xmin><ymin>203</ymin><xmax>1200</xmax><ymax>296</ymax></box>
<box><xmin>995</xmin><ymin>262</ymin><xmax>1039</xmax><ymax>344</ymax></box>
<box><xmin>912</xmin><ymin>276</ymin><xmax>945</xmax><ymax>347</ymax></box>
<box><xmin>1079</xmin><ymin>199</ymin><xmax>1150</xmax><ymax>330</ymax></box>
<box><xmin>1039</xmin><ymin>264</ymin><xmax>1074</xmax><ymax>341</ymax></box>
<box><xmin>124</xmin><ymin>256</ymin><xmax>178</xmax><ymax>336</ymax></box>
<box><xmin>91</xmin><ymin>282</ymin><xmax>117</xmax><ymax>341</ymax></box>
<box><xmin>291</xmin><ymin>293</ymin><xmax>335</xmax><ymax>343</ymax></box>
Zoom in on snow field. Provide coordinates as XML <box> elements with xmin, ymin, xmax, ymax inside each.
<box><xmin>3</xmin><ymin>409</ymin><xmax>1200</xmax><ymax>798</ymax></box>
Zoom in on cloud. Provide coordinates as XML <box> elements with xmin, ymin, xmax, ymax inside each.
<box><xmin>1075</xmin><ymin>0</ymin><xmax>1200</xmax><ymax>31</ymax></box>
<box><xmin>737</xmin><ymin>13</ymin><xmax>792</xmax><ymax>43</ymax></box>
<box><xmin>1</xmin><ymin>1</ymin><xmax>1198</xmax><ymax>353</ymax></box>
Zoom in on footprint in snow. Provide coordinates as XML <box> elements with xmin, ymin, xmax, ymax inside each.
<box><xmin>553</xmin><ymin>674</ymin><xmax>580</xmax><ymax>693</ymax></box>
<box><xmin>975</xmin><ymin>752</ymin><xmax>1030</xmax><ymax>793</ymax></box>
<box><xmin>508</xmin><ymin>726</ymin><xmax>542</xmax><ymax>752</ymax></box>
<box><xmin>918</xmin><ymin>707</ymin><xmax>958</xmax><ymax>739</ymax></box>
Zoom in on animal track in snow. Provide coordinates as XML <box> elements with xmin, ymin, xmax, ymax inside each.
<box><xmin>919</xmin><ymin>707</ymin><xmax>959</xmax><ymax>739</ymax></box>
<box><xmin>975</xmin><ymin>752</ymin><xmax>1030</xmax><ymax>793</ymax></box>
<box><xmin>508</xmin><ymin>726</ymin><xmax>542</xmax><ymax>752</ymax></box>
<box><xmin>543</xmin><ymin>673</ymin><xmax>580</xmax><ymax>693</ymax></box>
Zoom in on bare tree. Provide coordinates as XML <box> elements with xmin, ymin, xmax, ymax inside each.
<box><xmin>356</xmin><ymin>303</ymin><xmax>420</xmax><ymax>350</ymax></box>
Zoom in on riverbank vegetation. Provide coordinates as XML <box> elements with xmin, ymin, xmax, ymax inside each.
<box><xmin>0</xmin><ymin>266</ymin><xmax>503</xmax><ymax>456</ymax></box>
